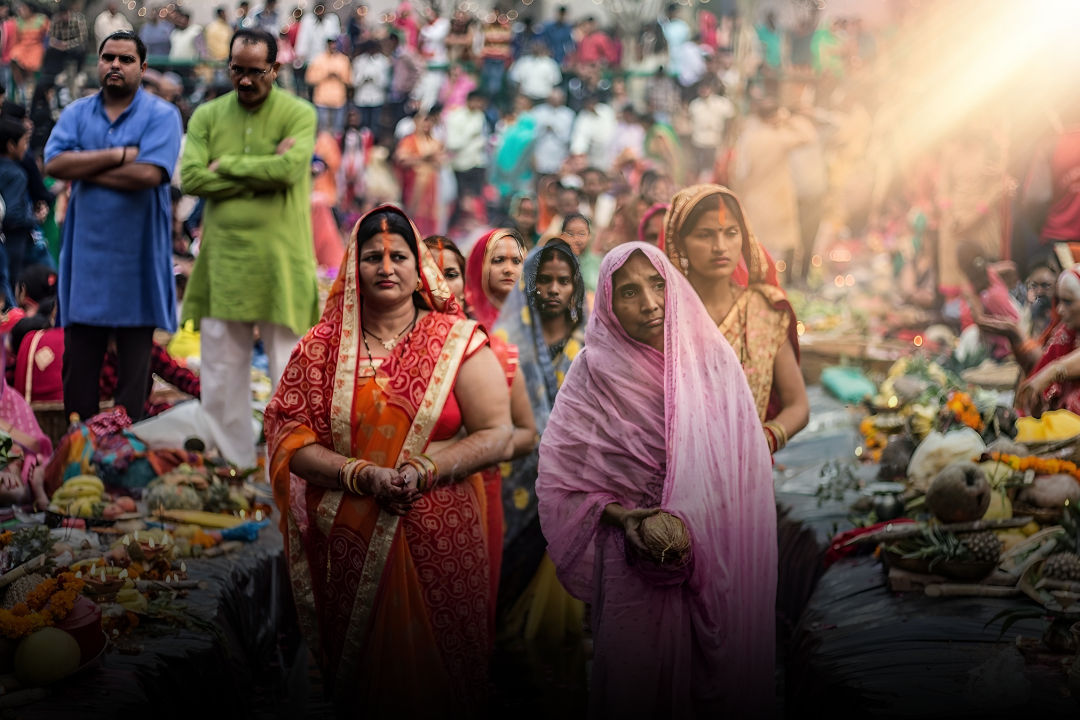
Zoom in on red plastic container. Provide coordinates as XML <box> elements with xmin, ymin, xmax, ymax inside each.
<box><xmin>54</xmin><ymin>595</ymin><xmax>104</xmax><ymax>664</ymax></box>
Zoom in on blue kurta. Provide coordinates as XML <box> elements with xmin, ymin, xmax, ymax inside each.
<box><xmin>45</xmin><ymin>88</ymin><xmax>182</xmax><ymax>331</ymax></box>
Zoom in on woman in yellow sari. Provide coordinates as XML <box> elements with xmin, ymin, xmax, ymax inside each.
<box><xmin>265</xmin><ymin>206</ymin><xmax>513</xmax><ymax>715</ymax></box>
<box><xmin>665</xmin><ymin>185</ymin><xmax>809</xmax><ymax>452</ymax></box>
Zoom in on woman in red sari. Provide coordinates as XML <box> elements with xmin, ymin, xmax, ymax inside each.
<box><xmin>265</xmin><ymin>207</ymin><xmax>513</xmax><ymax>715</ymax></box>
<box><xmin>394</xmin><ymin>111</ymin><xmax>445</xmax><ymax>237</ymax></box>
<box><xmin>665</xmin><ymin>184</ymin><xmax>809</xmax><ymax>452</ymax></box>
<box><xmin>1017</xmin><ymin>268</ymin><xmax>1080</xmax><ymax>417</ymax></box>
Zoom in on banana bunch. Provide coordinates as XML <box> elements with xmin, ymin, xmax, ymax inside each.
<box><xmin>909</xmin><ymin>404</ymin><xmax>936</xmax><ymax>442</ymax></box>
<box><xmin>49</xmin><ymin>476</ymin><xmax>106</xmax><ymax>518</ymax></box>
<box><xmin>116</xmin><ymin>580</ymin><xmax>148</xmax><ymax>614</ymax></box>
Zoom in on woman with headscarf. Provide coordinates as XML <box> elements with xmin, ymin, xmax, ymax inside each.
<box><xmin>265</xmin><ymin>207</ymin><xmax>513</xmax><ymax>715</ymax></box>
<box><xmin>1016</xmin><ymin>267</ymin><xmax>1080</xmax><ymax>417</ymax></box>
<box><xmin>665</xmin><ymin>184</ymin><xmax>808</xmax><ymax>453</ymax></box>
<box><xmin>537</xmin><ymin>242</ymin><xmax>775</xmax><ymax>716</ymax></box>
<box><xmin>638</xmin><ymin>202</ymin><xmax>669</xmax><ymax>249</ymax></box>
<box><xmin>493</xmin><ymin>238</ymin><xmax>587</xmax><ymax>642</ymax></box>
<box><xmin>424</xmin><ymin>233</ymin><xmax>537</xmax><ymax>641</ymax></box>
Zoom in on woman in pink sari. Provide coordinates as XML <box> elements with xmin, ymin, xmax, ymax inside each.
<box><xmin>536</xmin><ymin>242</ymin><xmax>775</xmax><ymax>716</ymax></box>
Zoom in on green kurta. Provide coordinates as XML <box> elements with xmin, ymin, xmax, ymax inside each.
<box><xmin>180</xmin><ymin>87</ymin><xmax>320</xmax><ymax>337</ymax></box>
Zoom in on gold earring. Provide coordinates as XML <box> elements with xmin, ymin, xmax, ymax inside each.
<box><xmin>416</xmin><ymin>277</ymin><xmax>424</xmax><ymax>292</ymax></box>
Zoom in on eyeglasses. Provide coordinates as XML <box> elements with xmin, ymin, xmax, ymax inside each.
<box><xmin>1028</xmin><ymin>281</ymin><xmax>1054</xmax><ymax>291</ymax></box>
<box><xmin>228</xmin><ymin>65</ymin><xmax>271</xmax><ymax>78</ymax></box>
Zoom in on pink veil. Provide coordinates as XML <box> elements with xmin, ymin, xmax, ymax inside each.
<box><xmin>536</xmin><ymin>242</ymin><xmax>776</xmax><ymax>713</ymax></box>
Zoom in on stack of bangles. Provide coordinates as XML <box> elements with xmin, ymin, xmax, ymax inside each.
<box><xmin>338</xmin><ymin>458</ymin><xmax>374</xmax><ymax>494</ymax></box>
<box><xmin>763</xmin><ymin>421</ymin><xmax>788</xmax><ymax>454</ymax></box>
<box><xmin>403</xmin><ymin>454</ymin><xmax>439</xmax><ymax>492</ymax></box>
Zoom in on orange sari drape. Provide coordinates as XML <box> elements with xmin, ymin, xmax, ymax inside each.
<box><xmin>266</xmin><ymin>206</ymin><xmax>491</xmax><ymax>716</ymax></box>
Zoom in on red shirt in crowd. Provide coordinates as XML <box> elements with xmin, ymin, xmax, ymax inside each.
<box><xmin>1041</xmin><ymin>128</ymin><xmax>1080</xmax><ymax>242</ymax></box>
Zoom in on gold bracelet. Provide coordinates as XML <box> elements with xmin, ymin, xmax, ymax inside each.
<box><xmin>404</xmin><ymin>455</ymin><xmax>438</xmax><ymax>492</ymax></box>
<box><xmin>340</xmin><ymin>459</ymin><xmax>373</xmax><ymax>494</ymax></box>
<box><xmin>763</xmin><ymin>421</ymin><xmax>788</xmax><ymax>452</ymax></box>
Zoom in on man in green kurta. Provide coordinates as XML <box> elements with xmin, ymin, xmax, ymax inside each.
<box><xmin>180</xmin><ymin>27</ymin><xmax>319</xmax><ymax>467</ymax></box>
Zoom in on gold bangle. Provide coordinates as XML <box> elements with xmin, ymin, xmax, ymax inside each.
<box><xmin>763</xmin><ymin>421</ymin><xmax>788</xmax><ymax>452</ymax></box>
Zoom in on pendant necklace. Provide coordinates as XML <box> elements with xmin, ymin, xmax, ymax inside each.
<box><xmin>363</xmin><ymin>306</ymin><xmax>419</xmax><ymax>351</ymax></box>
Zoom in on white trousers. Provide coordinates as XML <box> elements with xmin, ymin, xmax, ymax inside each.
<box><xmin>200</xmin><ymin>318</ymin><xmax>301</xmax><ymax>468</ymax></box>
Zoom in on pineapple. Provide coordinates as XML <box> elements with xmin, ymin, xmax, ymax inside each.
<box><xmin>1043</xmin><ymin>501</ymin><xmax>1080</xmax><ymax>581</ymax></box>
<box><xmin>959</xmin><ymin>531</ymin><xmax>1003</xmax><ymax>563</ymax></box>
<box><xmin>1043</xmin><ymin>552</ymin><xmax>1080</xmax><ymax>582</ymax></box>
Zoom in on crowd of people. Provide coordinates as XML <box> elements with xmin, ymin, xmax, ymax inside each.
<box><xmin>0</xmin><ymin>0</ymin><xmax>1073</xmax><ymax>715</ymax></box>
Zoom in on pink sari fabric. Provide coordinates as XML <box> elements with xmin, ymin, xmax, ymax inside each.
<box><xmin>0</xmin><ymin>380</ymin><xmax>52</xmax><ymax>482</ymax></box>
<box><xmin>536</xmin><ymin>242</ymin><xmax>776</xmax><ymax>716</ymax></box>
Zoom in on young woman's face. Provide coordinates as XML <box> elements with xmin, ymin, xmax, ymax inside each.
<box><xmin>513</xmin><ymin>198</ymin><xmax>536</xmax><ymax>230</ymax></box>
<box><xmin>611</xmin><ymin>251</ymin><xmax>666</xmax><ymax>353</ymax></box>
<box><xmin>439</xmin><ymin>249</ymin><xmax>465</xmax><ymax>305</ymax></box>
<box><xmin>562</xmin><ymin>218</ymin><xmax>591</xmax><ymax>256</ymax></box>
<box><xmin>486</xmin><ymin>236</ymin><xmax>524</xmax><ymax>303</ymax></box>
<box><xmin>683</xmin><ymin>204</ymin><xmax>742</xmax><ymax>282</ymax></box>
<box><xmin>357</xmin><ymin>233</ymin><xmax>418</xmax><ymax>307</ymax></box>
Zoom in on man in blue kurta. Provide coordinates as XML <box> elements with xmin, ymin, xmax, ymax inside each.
<box><xmin>44</xmin><ymin>31</ymin><xmax>182</xmax><ymax>422</ymax></box>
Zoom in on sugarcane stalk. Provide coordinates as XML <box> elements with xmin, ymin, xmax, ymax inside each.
<box><xmin>0</xmin><ymin>555</ymin><xmax>46</xmax><ymax>588</ymax></box>
<box><xmin>1035</xmin><ymin>577</ymin><xmax>1080</xmax><ymax>593</ymax></box>
<box><xmin>924</xmin><ymin>584</ymin><xmax>1022</xmax><ymax>598</ymax></box>
<box><xmin>839</xmin><ymin>517</ymin><xmax>1034</xmax><ymax>548</ymax></box>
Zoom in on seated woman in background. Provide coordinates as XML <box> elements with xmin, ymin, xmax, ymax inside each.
<box><xmin>665</xmin><ymin>185</ymin><xmax>808</xmax><ymax>453</ymax></box>
<box><xmin>537</xmin><ymin>242</ymin><xmax>775</xmax><ymax>716</ymax></box>
<box><xmin>1016</xmin><ymin>267</ymin><xmax>1080</xmax><ymax>417</ymax></box>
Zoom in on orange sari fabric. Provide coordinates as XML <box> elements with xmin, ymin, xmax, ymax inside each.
<box><xmin>266</xmin><ymin>206</ymin><xmax>491</xmax><ymax>715</ymax></box>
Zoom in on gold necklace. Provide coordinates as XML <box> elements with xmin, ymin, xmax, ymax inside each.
<box><xmin>362</xmin><ymin>306</ymin><xmax>419</xmax><ymax>351</ymax></box>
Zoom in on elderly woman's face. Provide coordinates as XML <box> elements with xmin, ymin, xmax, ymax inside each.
<box><xmin>611</xmin><ymin>251</ymin><xmax>666</xmax><ymax>353</ymax></box>
<box><xmin>358</xmin><ymin>233</ymin><xmax>418</xmax><ymax>306</ymax></box>
<box><xmin>1058</xmin><ymin>276</ymin><xmax>1080</xmax><ymax>331</ymax></box>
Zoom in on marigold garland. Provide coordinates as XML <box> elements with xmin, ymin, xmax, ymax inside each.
<box><xmin>989</xmin><ymin>451</ymin><xmax>1080</xmax><ymax>484</ymax></box>
<box><xmin>0</xmin><ymin>572</ymin><xmax>86</xmax><ymax>639</ymax></box>
<box><xmin>946</xmin><ymin>391</ymin><xmax>984</xmax><ymax>432</ymax></box>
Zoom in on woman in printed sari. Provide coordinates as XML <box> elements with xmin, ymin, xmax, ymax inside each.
<box><xmin>394</xmin><ymin>111</ymin><xmax>445</xmax><ymax>237</ymax></box>
<box><xmin>424</xmin><ymin>233</ymin><xmax>537</xmax><ymax>639</ymax></box>
<box><xmin>665</xmin><ymin>185</ymin><xmax>809</xmax><ymax>453</ymax></box>
<box><xmin>492</xmin><ymin>239</ymin><xmax>587</xmax><ymax>643</ymax></box>
<box><xmin>265</xmin><ymin>207</ymin><xmax>514</xmax><ymax>716</ymax></box>
<box><xmin>536</xmin><ymin>242</ymin><xmax>775</xmax><ymax>716</ymax></box>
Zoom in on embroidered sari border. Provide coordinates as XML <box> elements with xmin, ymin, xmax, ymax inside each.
<box><xmin>332</xmin><ymin>316</ymin><xmax>478</xmax><ymax>701</ymax></box>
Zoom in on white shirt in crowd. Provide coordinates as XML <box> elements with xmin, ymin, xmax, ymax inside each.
<box><xmin>295</xmin><ymin>12</ymin><xmax>341</xmax><ymax>62</ymax></box>
<box><xmin>531</xmin><ymin>101</ymin><xmax>575</xmax><ymax>175</ymax></box>
<box><xmin>508</xmin><ymin>54</ymin><xmax>562</xmax><ymax>101</ymax></box>
<box><xmin>352</xmin><ymin>53</ymin><xmax>391</xmax><ymax>107</ymax></box>
<box><xmin>675</xmin><ymin>42</ymin><xmax>708</xmax><ymax>87</ymax></box>
<box><xmin>169</xmin><ymin>24</ymin><xmax>204</xmax><ymax>62</ymax></box>
<box><xmin>688</xmin><ymin>94</ymin><xmax>736</xmax><ymax>148</ymax></box>
<box><xmin>420</xmin><ymin>16</ymin><xmax>450</xmax><ymax>65</ymax></box>
<box><xmin>94</xmin><ymin>10</ymin><xmax>132</xmax><ymax>46</ymax></box>
<box><xmin>570</xmin><ymin>103</ymin><xmax>617</xmax><ymax>170</ymax></box>
<box><xmin>611</xmin><ymin>120</ymin><xmax>645</xmax><ymax>161</ymax></box>
<box><xmin>445</xmin><ymin>107</ymin><xmax>488</xmax><ymax>171</ymax></box>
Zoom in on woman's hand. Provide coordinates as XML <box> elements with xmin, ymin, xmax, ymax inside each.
<box><xmin>1017</xmin><ymin>368</ymin><xmax>1054</xmax><ymax>417</ymax></box>
<box><xmin>355</xmin><ymin>465</ymin><xmax>420</xmax><ymax>516</ymax></box>
<box><xmin>0</xmin><ymin>469</ymin><xmax>21</xmax><ymax>493</ymax></box>
<box><xmin>621</xmin><ymin>507</ymin><xmax>660</xmax><ymax>558</ymax></box>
